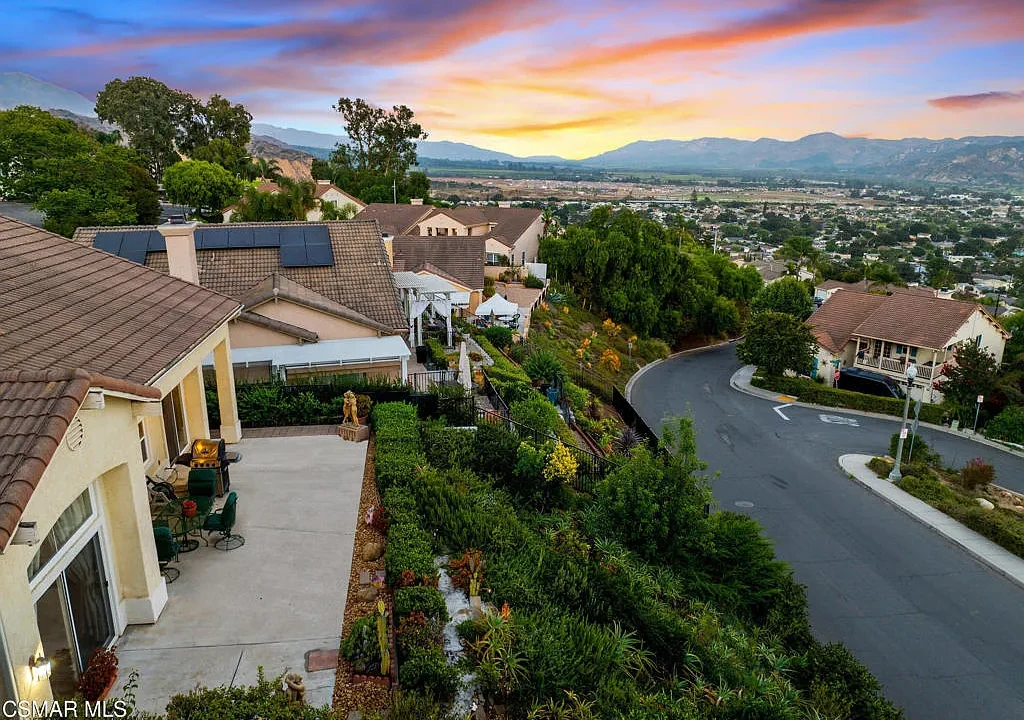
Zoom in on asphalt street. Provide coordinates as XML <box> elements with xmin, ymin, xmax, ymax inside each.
<box><xmin>630</xmin><ymin>344</ymin><xmax>1024</xmax><ymax>719</ymax></box>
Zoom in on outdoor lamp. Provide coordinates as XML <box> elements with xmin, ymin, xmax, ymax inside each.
<box><xmin>888</xmin><ymin>362</ymin><xmax>918</xmax><ymax>481</ymax></box>
<box><xmin>30</xmin><ymin>654</ymin><xmax>52</xmax><ymax>681</ymax></box>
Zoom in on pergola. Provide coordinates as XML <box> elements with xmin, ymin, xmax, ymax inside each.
<box><xmin>393</xmin><ymin>271</ymin><xmax>457</xmax><ymax>347</ymax></box>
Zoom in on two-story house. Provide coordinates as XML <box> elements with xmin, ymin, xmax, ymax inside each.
<box><xmin>807</xmin><ymin>289</ymin><xmax>1008</xmax><ymax>401</ymax></box>
<box><xmin>357</xmin><ymin>201</ymin><xmax>543</xmax><ymax>267</ymax></box>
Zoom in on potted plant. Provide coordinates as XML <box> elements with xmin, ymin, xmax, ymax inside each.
<box><xmin>77</xmin><ymin>646</ymin><xmax>118</xmax><ymax>701</ymax></box>
<box><xmin>355</xmin><ymin>394</ymin><xmax>372</xmax><ymax>423</ymax></box>
<box><xmin>182</xmin><ymin>499</ymin><xmax>198</xmax><ymax>518</ymax></box>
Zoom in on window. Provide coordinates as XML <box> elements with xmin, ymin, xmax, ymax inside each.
<box><xmin>895</xmin><ymin>344</ymin><xmax>905</xmax><ymax>355</ymax></box>
<box><xmin>138</xmin><ymin>420</ymin><xmax>149</xmax><ymax>463</ymax></box>
<box><xmin>976</xmin><ymin>334</ymin><xmax>983</xmax><ymax>346</ymax></box>
<box><xmin>161</xmin><ymin>385</ymin><xmax>188</xmax><ymax>459</ymax></box>
<box><xmin>910</xmin><ymin>347</ymin><xmax>918</xmax><ymax>358</ymax></box>
<box><xmin>427</xmin><ymin>227</ymin><xmax>433</xmax><ymax>236</ymax></box>
<box><xmin>28</xmin><ymin>488</ymin><xmax>94</xmax><ymax>581</ymax></box>
<box><xmin>437</xmin><ymin>227</ymin><xmax>449</xmax><ymax>236</ymax></box>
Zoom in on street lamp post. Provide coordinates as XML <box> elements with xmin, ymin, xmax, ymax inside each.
<box><xmin>889</xmin><ymin>362</ymin><xmax>918</xmax><ymax>481</ymax></box>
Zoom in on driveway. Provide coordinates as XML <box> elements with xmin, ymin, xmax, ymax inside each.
<box><xmin>630</xmin><ymin>345</ymin><xmax>1024</xmax><ymax>720</ymax></box>
<box><xmin>114</xmin><ymin>435</ymin><xmax>364</xmax><ymax>714</ymax></box>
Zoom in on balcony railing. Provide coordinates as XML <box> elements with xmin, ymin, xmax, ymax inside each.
<box><xmin>856</xmin><ymin>356</ymin><xmax>936</xmax><ymax>380</ymax></box>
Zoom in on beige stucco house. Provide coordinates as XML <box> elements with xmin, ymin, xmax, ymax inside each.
<box><xmin>73</xmin><ymin>220</ymin><xmax>410</xmax><ymax>382</ymax></box>
<box><xmin>807</xmin><ymin>288</ymin><xmax>1008</xmax><ymax>401</ymax></box>
<box><xmin>222</xmin><ymin>180</ymin><xmax>365</xmax><ymax>223</ymax></box>
<box><xmin>358</xmin><ymin>201</ymin><xmax>544</xmax><ymax>267</ymax></box>
<box><xmin>0</xmin><ymin>215</ymin><xmax>242</xmax><ymax>704</ymax></box>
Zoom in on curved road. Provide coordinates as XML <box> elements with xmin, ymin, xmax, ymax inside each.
<box><xmin>631</xmin><ymin>344</ymin><xmax>1024</xmax><ymax>720</ymax></box>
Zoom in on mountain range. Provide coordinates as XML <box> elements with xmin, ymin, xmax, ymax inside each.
<box><xmin>3</xmin><ymin>73</ymin><xmax>1021</xmax><ymax>185</ymax></box>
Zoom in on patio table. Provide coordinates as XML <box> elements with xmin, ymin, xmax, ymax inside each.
<box><xmin>153</xmin><ymin>499</ymin><xmax>210</xmax><ymax>552</ymax></box>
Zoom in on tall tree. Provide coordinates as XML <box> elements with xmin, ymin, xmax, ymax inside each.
<box><xmin>936</xmin><ymin>342</ymin><xmax>1000</xmax><ymax>425</ymax></box>
<box><xmin>736</xmin><ymin>311</ymin><xmax>816</xmax><ymax>377</ymax></box>
<box><xmin>177</xmin><ymin>94</ymin><xmax>252</xmax><ymax>157</ymax></box>
<box><xmin>331</xmin><ymin>98</ymin><xmax>426</xmax><ymax>177</ymax></box>
<box><xmin>95</xmin><ymin>77</ymin><xmax>188</xmax><ymax>179</ymax></box>
<box><xmin>162</xmin><ymin>160</ymin><xmax>241</xmax><ymax>215</ymax></box>
<box><xmin>749</xmin><ymin>277</ymin><xmax>814</xmax><ymax>319</ymax></box>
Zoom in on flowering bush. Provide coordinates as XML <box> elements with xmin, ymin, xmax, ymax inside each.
<box><xmin>543</xmin><ymin>443</ymin><xmax>578</xmax><ymax>484</ymax></box>
<box><xmin>599</xmin><ymin>349</ymin><xmax>621</xmax><ymax>372</ymax></box>
<box><xmin>77</xmin><ymin>646</ymin><xmax>118</xmax><ymax>701</ymax></box>
<box><xmin>602</xmin><ymin>318</ymin><xmax>622</xmax><ymax>337</ymax></box>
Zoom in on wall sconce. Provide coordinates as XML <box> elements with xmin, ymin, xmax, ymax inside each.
<box><xmin>30</xmin><ymin>655</ymin><xmax>52</xmax><ymax>681</ymax></box>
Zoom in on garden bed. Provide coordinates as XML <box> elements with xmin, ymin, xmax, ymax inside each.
<box><xmin>333</xmin><ymin>438</ymin><xmax>392</xmax><ymax>717</ymax></box>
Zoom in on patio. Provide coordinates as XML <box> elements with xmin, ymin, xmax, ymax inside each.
<box><xmin>112</xmin><ymin>434</ymin><xmax>366</xmax><ymax>713</ymax></box>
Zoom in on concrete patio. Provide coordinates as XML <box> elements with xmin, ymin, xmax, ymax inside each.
<box><xmin>112</xmin><ymin>434</ymin><xmax>365</xmax><ymax>713</ymax></box>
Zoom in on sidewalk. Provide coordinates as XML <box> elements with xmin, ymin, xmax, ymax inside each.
<box><xmin>840</xmin><ymin>454</ymin><xmax>1024</xmax><ymax>591</ymax></box>
<box><xmin>730</xmin><ymin>365</ymin><xmax>1024</xmax><ymax>460</ymax></box>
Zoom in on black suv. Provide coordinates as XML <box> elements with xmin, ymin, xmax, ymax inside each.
<box><xmin>837</xmin><ymin>367</ymin><xmax>904</xmax><ymax>399</ymax></box>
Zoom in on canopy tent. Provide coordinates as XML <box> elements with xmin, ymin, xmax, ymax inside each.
<box><xmin>474</xmin><ymin>294</ymin><xmax>518</xmax><ymax>318</ymax></box>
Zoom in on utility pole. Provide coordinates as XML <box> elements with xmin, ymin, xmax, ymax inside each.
<box><xmin>393</xmin><ymin>178</ymin><xmax>397</xmax><ymax>204</ymax></box>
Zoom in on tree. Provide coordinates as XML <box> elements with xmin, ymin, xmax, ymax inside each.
<box><xmin>95</xmin><ymin>77</ymin><xmax>188</xmax><ymax>179</ymax></box>
<box><xmin>736</xmin><ymin>311</ymin><xmax>816</xmax><ymax>376</ymax></box>
<box><xmin>1000</xmin><ymin>311</ymin><xmax>1024</xmax><ymax>365</ymax></box>
<box><xmin>177</xmin><ymin>93</ymin><xmax>252</xmax><ymax>159</ymax></box>
<box><xmin>162</xmin><ymin>160</ymin><xmax>241</xmax><ymax>214</ymax></box>
<box><xmin>319</xmin><ymin>199</ymin><xmax>359</xmax><ymax>220</ymax></box>
<box><xmin>331</xmin><ymin>98</ymin><xmax>426</xmax><ymax>176</ymax></box>
<box><xmin>935</xmin><ymin>342</ymin><xmax>999</xmax><ymax>425</ymax></box>
<box><xmin>253</xmin><ymin>157</ymin><xmax>281</xmax><ymax>181</ymax></box>
<box><xmin>749</xmin><ymin>277</ymin><xmax>814</xmax><ymax>319</ymax></box>
<box><xmin>229</xmin><ymin>178</ymin><xmax>317</xmax><ymax>222</ymax></box>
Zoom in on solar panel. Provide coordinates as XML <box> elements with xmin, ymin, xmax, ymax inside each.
<box><xmin>279</xmin><ymin>245</ymin><xmax>307</xmax><ymax>267</ymax></box>
<box><xmin>92</xmin><ymin>232</ymin><xmax>123</xmax><ymax>254</ymax></box>
<box><xmin>146</xmin><ymin>231</ymin><xmax>166</xmax><ymax>251</ymax></box>
<box><xmin>278</xmin><ymin>227</ymin><xmax>305</xmax><ymax>246</ymax></box>
<box><xmin>120</xmin><ymin>244</ymin><xmax>149</xmax><ymax>265</ymax></box>
<box><xmin>304</xmin><ymin>242</ymin><xmax>334</xmax><ymax>267</ymax></box>
<box><xmin>252</xmin><ymin>227</ymin><xmax>279</xmax><ymax>247</ymax></box>
<box><xmin>228</xmin><ymin>228</ymin><xmax>255</xmax><ymax>248</ymax></box>
<box><xmin>199</xmin><ymin>227</ymin><xmax>229</xmax><ymax>249</ymax></box>
<box><xmin>305</xmin><ymin>225</ymin><xmax>330</xmax><ymax>245</ymax></box>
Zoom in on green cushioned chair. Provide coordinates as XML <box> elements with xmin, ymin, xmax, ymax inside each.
<box><xmin>153</xmin><ymin>525</ymin><xmax>180</xmax><ymax>583</ymax></box>
<box><xmin>203</xmin><ymin>491</ymin><xmax>243</xmax><ymax>550</ymax></box>
<box><xmin>187</xmin><ymin>468</ymin><xmax>217</xmax><ymax>515</ymax></box>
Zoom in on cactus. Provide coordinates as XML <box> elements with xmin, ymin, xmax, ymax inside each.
<box><xmin>376</xmin><ymin>599</ymin><xmax>390</xmax><ymax>677</ymax></box>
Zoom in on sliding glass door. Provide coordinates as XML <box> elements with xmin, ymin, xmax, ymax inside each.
<box><xmin>34</xmin><ymin>535</ymin><xmax>113</xmax><ymax>699</ymax></box>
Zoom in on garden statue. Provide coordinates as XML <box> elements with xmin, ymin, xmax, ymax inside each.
<box><xmin>342</xmin><ymin>390</ymin><xmax>360</xmax><ymax>426</ymax></box>
<box><xmin>284</xmin><ymin>673</ymin><xmax>306</xmax><ymax>704</ymax></box>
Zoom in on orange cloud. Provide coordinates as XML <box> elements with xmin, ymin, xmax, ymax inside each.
<box><xmin>928</xmin><ymin>91</ymin><xmax>1024</xmax><ymax>111</ymax></box>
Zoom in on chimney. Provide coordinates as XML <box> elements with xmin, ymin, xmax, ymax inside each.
<box><xmin>382</xmin><ymin>233</ymin><xmax>394</xmax><ymax>266</ymax></box>
<box><xmin>158</xmin><ymin>220</ymin><xmax>200</xmax><ymax>285</ymax></box>
<box><xmin>410</xmin><ymin>198</ymin><xmax>424</xmax><ymax>206</ymax></box>
<box><xmin>316</xmin><ymin>179</ymin><xmax>329</xmax><ymax>186</ymax></box>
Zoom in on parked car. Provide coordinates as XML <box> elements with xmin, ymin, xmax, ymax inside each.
<box><xmin>838</xmin><ymin>367</ymin><xmax>904</xmax><ymax>399</ymax></box>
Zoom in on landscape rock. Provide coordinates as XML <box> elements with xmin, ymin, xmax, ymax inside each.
<box><xmin>976</xmin><ymin>498</ymin><xmax>995</xmax><ymax>510</ymax></box>
<box><xmin>362</xmin><ymin>542</ymin><xmax>384</xmax><ymax>562</ymax></box>
<box><xmin>356</xmin><ymin>586</ymin><xmax>378</xmax><ymax>602</ymax></box>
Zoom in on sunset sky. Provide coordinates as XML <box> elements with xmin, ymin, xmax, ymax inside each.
<box><xmin>2</xmin><ymin>0</ymin><xmax>1022</xmax><ymax>158</ymax></box>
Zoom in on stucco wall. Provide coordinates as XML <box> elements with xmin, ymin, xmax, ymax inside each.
<box><xmin>230</xmin><ymin>319</ymin><xmax>303</xmax><ymax>348</ymax></box>
<box><xmin>949</xmin><ymin>310</ymin><xmax>1006</xmax><ymax>365</ymax></box>
<box><xmin>0</xmin><ymin>396</ymin><xmax>164</xmax><ymax>703</ymax></box>
<box><xmin>415</xmin><ymin>213</ymin><xmax>480</xmax><ymax>237</ymax></box>
<box><xmin>509</xmin><ymin>214</ymin><xmax>544</xmax><ymax>265</ymax></box>
<box><xmin>247</xmin><ymin>299</ymin><xmax>380</xmax><ymax>342</ymax></box>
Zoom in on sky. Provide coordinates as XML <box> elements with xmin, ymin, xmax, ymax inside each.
<box><xmin>1</xmin><ymin>0</ymin><xmax>1022</xmax><ymax>159</ymax></box>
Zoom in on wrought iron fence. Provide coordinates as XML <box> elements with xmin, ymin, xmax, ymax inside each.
<box><xmin>481</xmin><ymin>369</ymin><xmax>510</xmax><ymax>418</ymax></box>
<box><xmin>612</xmin><ymin>386</ymin><xmax>660</xmax><ymax>447</ymax></box>
<box><xmin>406</xmin><ymin>370</ymin><xmax>462</xmax><ymax>394</ymax></box>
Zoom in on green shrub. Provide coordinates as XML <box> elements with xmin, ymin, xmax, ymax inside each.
<box><xmin>472</xmin><ymin>422</ymin><xmax>521</xmax><ymax>482</ymax></box>
<box><xmin>375</xmin><ymin>449</ymin><xmax>427</xmax><ymax>493</ymax></box>
<box><xmin>425</xmin><ymin>338</ymin><xmax>449</xmax><ymax>369</ymax></box>
<box><xmin>163</xmin><ymin>668</ymin><xmax>337</xmax><ymax>719</ymax></box>
<box><xmin>867</xmin><ymin>457</ymin><xmax>893</xmax><ymax>478</ymax></box>
<box><xmin>485</xmin><ymin>325</ymin><xmax>513</xmax><ymax>349</ymax></box>
<box><xmin>524</xmin><ymin>274</ymin><xmax>545</xmax><ymax>289</ymax></box>
<box><xmin>802</xmin><ymin>642</ymin><xmax>903</xmax><ymax>720</ymax></box>
<box><xmin>985</xmin><ymin>405</ymin><xmax>1024</xmax><ymax>444</ymax></box>
<box><xmin>524</xmin><ymin>350</ymin><xmax>566</xmax><ymax>385</ymax></box>
<box><xmin>563</xmin><ymin>382</ymin><xmax>590</xmax><ymax>411</ymax></box>
<box><xmin>421</xmin><ymin>421</ymin><xmax>475</xmax><ymax>470</ymax></box>
<box><xmin>960</xmin><ymin>457</ymin><xmax>996</xmax><ymax>491</ymax></box>
<box><xmin>394</xmin><ymin>587</ymin><xmax>449</xmax><ymax>622</ymax></box>
<box><xmin>752</xmin><ymin>374</ymin><xmax>945</xmax><ymax>424</ymax></box>
<box><xmin>398</xmin><ymin>646</ymin><xmax>459</xmax><ymax>699</ymax></box>
<box><xmin>888</xmin><ymin>432</ymin><xmax>938</xmax><ymax>466</ymax></box>
<box><xmin>510</xmin><ymin>394</ymin><xmax>563</xmax><ymax>439</ymax></box>
<box><xmin>383</xmin><ymin>486</ymin><xmax>437</xmax><ymax>585</ymax></box>
<box><xmin>374</xmin><ymin>690</ymin><xmax>449</xmax><ymax>720</ymax></box>
<box><xmin>341</xmin><ymin>615</ymin><xmax>382</xmax><ymax>675</ymax></box>
<box><xmin>373</xmin><ymin>402</ymin><xmax>420</xmax><ymax>442</ymax></box>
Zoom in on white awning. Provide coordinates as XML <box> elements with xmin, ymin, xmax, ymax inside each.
<box><xmin>474</xmin><ymin>294</ymin><xmax>518</xmax><ymax>317</ymax></box>
<box><xmin>204</xmin><ymin>335</ymin><xmax>411</xmax><ymax>370</ymax></box>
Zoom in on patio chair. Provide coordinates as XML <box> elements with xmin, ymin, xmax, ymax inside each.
<box><xmin>187</xmin><ymin>468</ymin><xmax>217</xmax><ymax>515</ymax></box>
<box><xmin>153</xmin><ymin>526</ymin><xmax>180</xmax><ymax>583</ymax></box>
<box><xmin>203</xmin><ymin>491</ymin><xmax>244</xmax><ymax>550</ymax></box>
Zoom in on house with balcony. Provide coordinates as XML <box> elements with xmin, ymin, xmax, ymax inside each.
<box><xmin>807</xmin><ymin>289</ymin><xmax>1008</xmax><ymax>401</ymax></box>
<box><xmin>0</xmin><ymin>214</ymin><xmax>242</xmax><ymax>704</ymax></box>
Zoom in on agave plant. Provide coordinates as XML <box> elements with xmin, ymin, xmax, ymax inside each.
<box><xmin>611</xmin><ymin>426</ymin><xmax>643</xmax><ymax>455</ymax></box>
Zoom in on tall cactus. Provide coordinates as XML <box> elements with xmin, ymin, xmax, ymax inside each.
<box><xmin>376</xmin><ymin>599</ymin><xmax>390</xmax><ymax>677</ymax></box>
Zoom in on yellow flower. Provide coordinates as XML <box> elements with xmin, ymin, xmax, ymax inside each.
<box><xmin>575</xmin><ymin>348</ymin><xmax>584</xmax><ymax>358</ymax></box>
<box><xmin>628</xmin><ymin>335</ymin><xmax>637</xmax><ymax>344</ymax></box>
<box><xmin>599</xmin><ymin>349</ymin><xmax>621</xmax><ymax>372</ymax></box>
<box><xmin>562</xmin><ymin>306</ymin><xmax>570</xmax><ymax>314</ymax></box>
<box><xmin>543</xmin><ymin>443</ymin><xmax>579</xmax><ymax>484</ymax></box>
<box><xmin>590</xmin><ymin>331</ymin><xmax>598</xmax><ymax>339</ymax></box>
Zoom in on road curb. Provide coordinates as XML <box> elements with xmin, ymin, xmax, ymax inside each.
<box><xmin>625</xmin><ymin>338</ymin><xmax>737</xmax><ymax>402</ymax></box>
<box><xmin>729</xmin><ymin>365</ymin><xmax>1024</xmax><ymax>461</ymax></box>
<box><xmin>839</xmin><ymin>454</ymin><xmax>1024</xmax><ymax>591</ymax></box>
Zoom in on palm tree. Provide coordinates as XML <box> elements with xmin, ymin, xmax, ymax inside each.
<box><xmin>542</xmin><ymin>207</ymin><xmax>554</xmax><ymax>237</ymax></box>
<box><xmin>278</xmin><ymin>178</ymin><xmax>316</xmax><ymax>220</ymax></box>
<box><xmin>254</xmin><ymin>157</ymin><xmax>281</xmax><ymax>181</ymax></box>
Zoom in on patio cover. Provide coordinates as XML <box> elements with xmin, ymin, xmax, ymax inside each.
<box><xmin>475</xmin><ymin>294</ymin><xmax>519</xmax><ymax>318</ymax></box>
<box><xmin>205</xmin><ymin>336</ymin><xmax>410</xmax><ymax>378</ymax></box>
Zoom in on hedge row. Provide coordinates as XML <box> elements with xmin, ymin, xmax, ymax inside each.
<box><xmin>897</xmin><ymin>475</ymin><xmax>1024</xmax><ymax>559</ymax></box>
<box><xmin>425</xmin><ymin>338</ymin><xmax>449</xmax><ymax>370</ymax></box>
<box><xmin>752</xmin><ymin>374</ymin><xmax>945</xmax><ymax>424</ymax></box>
<box><xmin>476</xmin><ymin>335</ymin><xmax>536</xmax><ymax>403</ymax></box>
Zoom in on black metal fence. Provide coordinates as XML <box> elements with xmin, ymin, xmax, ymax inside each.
<box><xmin>612</xmin><ymin>386</ymin><xmax>660</xmax><ymax>447</ymax></box>
<box><xmin>481</xmin><ymin>369</ymin><xmax>510</xmax><ymax>418</ymax></box>
<box><xmin>407</xmin><ymin>370</ymin><xmax>462</xmax><ymax>394</ymax></box>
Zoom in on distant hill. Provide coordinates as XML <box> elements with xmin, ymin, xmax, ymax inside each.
<box><xmin>247</xmin><ymin>135</ymin><xmax>314</xmax><ymax>181</ymax></box>
<box><xmin>0</xmin><ymin>72</ymin><xmax>96</xmax><ymax>116</ymax></box>
<box><xmin>581</xmin><ymin>132</ymin><xmax>1024</xmax><ymax>184</ymax></box>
